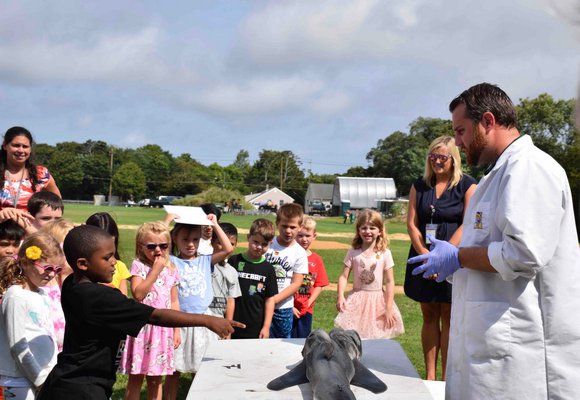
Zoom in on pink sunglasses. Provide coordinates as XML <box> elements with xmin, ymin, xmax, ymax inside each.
<box><xmin>34</xmin><ymin>262</ymin><xmax>64</xmax><ymax>275</ymax></box>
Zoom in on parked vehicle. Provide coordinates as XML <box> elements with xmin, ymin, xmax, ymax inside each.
<box><xmin>308</xmin><ymin>200</ymin><xmax>327</xmax><ymax>216</ymax></box>
<box><xmin>139</xmin><ymin>195</ymin><xmax>182</xmax><ymax>208</ymax></box>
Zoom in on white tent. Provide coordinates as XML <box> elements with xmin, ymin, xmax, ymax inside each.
<box><xmin>332</xmin><ymin>177</ymin><xmax>397</xmax><ymax>213</ymax></box>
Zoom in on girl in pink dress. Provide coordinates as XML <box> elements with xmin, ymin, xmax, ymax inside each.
<box><xmin>119</xmin><ymin>222</ymin><xmax>180</xmax><ymax>400</ymax></box>
<box><xmin>335</xmin><ymin>209</ymin><xmax>404</xmax><ymax>339</ymax></box>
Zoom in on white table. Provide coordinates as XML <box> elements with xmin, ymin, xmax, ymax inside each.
<box><xmin>187</xmin><ymin>338</ymin><xmax>434</xmax><ymax>399</ymax></box>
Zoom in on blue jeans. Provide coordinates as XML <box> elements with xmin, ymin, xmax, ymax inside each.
<box><xmin>270</xmin><ymin>308</ymin><xmax>293</xmax><ymax>338</ymax></box>
<box><xmin>291</xmin><ymin>312</ymin><xmax>313</xmax><ymax>339</ymax></box>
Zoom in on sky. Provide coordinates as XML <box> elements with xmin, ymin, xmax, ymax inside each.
<box><xmin>1</xmin><ymin>0</ymin><xmax>579</xmax><ymax>175</ymax></box>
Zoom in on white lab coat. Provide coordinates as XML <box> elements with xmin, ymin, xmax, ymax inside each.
<box><xmin>447</xmin><ymin>135</ymin><xmax>580</xmax><ymax>400</ymax></box>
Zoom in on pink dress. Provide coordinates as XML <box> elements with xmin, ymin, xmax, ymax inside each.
<box><xmin>119</xmin><ymin>260</ymin><xmax>180</xmax><ymax>376</ymax></box>
<box><xmin>334</xmin><ymin>248</ymin><xmax>405</xmax><ymax>339</ymax></box>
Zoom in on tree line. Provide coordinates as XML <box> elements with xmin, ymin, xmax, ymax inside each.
<box><xmin>36</xmin><ymin>93</ymin><xmax>578</xmax><ymax>222</ymax></box>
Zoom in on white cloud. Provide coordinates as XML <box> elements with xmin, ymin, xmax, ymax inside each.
<box><xmin>0</xmin><ymin>26</ymin><xmax>198</xmax><ymax>87</ymax></box>
<box><xmin>119</xmin><ymin>131</ymin><xmax>148</xmax><ymax>147</ymax></box>
<box><xmin>235</xmin><ymin>0</ymin><xmax>406</xmax><ymax>66</ymax></box>
<box><xmin>188</xmin><ymin>76</ymin><xmax>325</xmax><ymax>115</ymax></box>
<box><xmin>308</xmin><ymin>91</ymin><xmax>351</xmax><ymax>116</ymax></box>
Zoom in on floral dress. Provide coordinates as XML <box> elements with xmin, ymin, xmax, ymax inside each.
<box><xmin>0</xmin><ymin>166</ymin><xmax>52</xmax><ymax>210</ymax></box>
<box><xmin>334</xmin><ymin>248</ymin><xmax>405</xmax><ymax>339</ymax></box>
<box><xmin>119</xmin><ymin>259</ymin><xmax>180</xmax><ymax>376</ymax></box>
<box><xmin>43</xmin><ymin>283</ymin><xmax>66</xmax><ymax>352</ymax></box>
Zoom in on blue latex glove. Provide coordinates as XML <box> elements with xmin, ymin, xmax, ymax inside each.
<box><xmin>409</xmin><ymin>235</ymin><xmax>460</xmax><ymax>283</ymax></box>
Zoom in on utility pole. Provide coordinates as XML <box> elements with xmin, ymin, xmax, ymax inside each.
<box><xmin>280</xmin><ymin>158</ymin><xmax>283</xmax><ymax>190</ymax></box>
<box><xmin>108</xmin><ymin>147</ymin><xmax>114</xmax><ymax>200</ymax></box>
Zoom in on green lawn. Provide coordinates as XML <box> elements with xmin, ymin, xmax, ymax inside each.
<box><xmin>60</xmin><ymin>204</ymin><xmax>427</xmax><ymax>399</ymax></box>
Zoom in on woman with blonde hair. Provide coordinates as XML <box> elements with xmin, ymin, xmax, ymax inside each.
<box><xmin>404</xmin><ymin>136</ymin><xmax>476</xmax><ymax>380</ymax></box>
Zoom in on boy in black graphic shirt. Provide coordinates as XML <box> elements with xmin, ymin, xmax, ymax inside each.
<box><xmin>38</xmin><ymin>225</ymin><xmax>243</xmax><ymax>400</ymax></box>
<box><xmin>231</xmin><ymin>219</ymin><xmax>278</xmax><ymax>339</ymax></box>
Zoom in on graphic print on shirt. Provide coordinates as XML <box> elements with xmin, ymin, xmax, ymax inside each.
<box><xmin>474</xmin><ymin>211</ymin><xmax>483</xmax><ymax>229</ymax></box>
<box><xmin>297</xmin><ymin>271</ymin><xmax>316</xmax><ymax>296</ymax></box>
<box><xmin>238</xmin><ymin>271</ymin><xmax>268</xmax><ymax>296</ymax></box>
<box><xmin>265</xmin><ymin>251</ymin><xmax>292</xmax><ymax>287</ymax></box>
<box><xmin>115</xmin><ymin>340</ymin><xmax>127</xmax><ymax>370</ymax></box>
<box><xmin>359</xmin><ymin>263</ymin><xmax>376</xmax><ymax>285</ymax></box>
<box><xmin>179</xmin><ymin>265</ymin><xmax>207</xmax><ymax>298</ymax></box>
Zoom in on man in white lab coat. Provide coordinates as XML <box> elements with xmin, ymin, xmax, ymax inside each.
<box><xmin>410</xmin><ymin>83</ymin><xmax>580</xmax><ymax>399</ymax></box>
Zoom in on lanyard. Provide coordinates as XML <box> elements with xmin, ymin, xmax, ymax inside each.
<box><xmin>6</xmin><ymin>171</ymin><xmax>25</xmax><ymax>208</ymax></box>
<box><xmin>429</xmin><ymin>180</ymin><xmax>451</xmax><ymax>224</ymax></box>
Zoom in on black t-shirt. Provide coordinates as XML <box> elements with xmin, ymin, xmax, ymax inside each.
<box><xmin>38</xmin><ymin>275</ymin><xmax>154</xmax><ymax>400</ymax></box>
<box><xmin>230</xmin><ymin>253</ymin><xmax>278</xmax><ymax>339</ymax></box>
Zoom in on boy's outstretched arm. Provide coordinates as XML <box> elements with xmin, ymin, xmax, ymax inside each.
<box><xmin>149</xmin><ymin>308</ymin><xmax>245</xmax><ymax>338</ymax></box>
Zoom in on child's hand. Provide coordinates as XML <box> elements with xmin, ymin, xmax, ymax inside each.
<box><xmin>336</xmin><ymin>297</ymin><xmax>346</xmax><ymax>312</ymax></box>
<box><xmin>0</xmin><ymin>208</ymin><xmax>34</xmax><ymax>228</ymax></box>
<box><xmin>383</xmin><ymin>308</ymin><xmax>398</xmax><ymax>329</ymax></box>
<box><xmin>259</xmin><ymin>327</ymin><xmax>270</xmax><ymax>339</ymax></box>
<box><xmin>206</xmin><ymin>213</ymin><xmax>217</xmax><ymax>225</ymax></box>
<box><xmin>173</xmin><ymin>328</ymin><xmax>181</xmax><ymax>349</ymax></box>
<box><xmin>292</xmin><ymin>307</ymin><xmax>300</xmax><ymax>319</ymax></box>
<box><xmin>163</xmin><ymin>213</ymin><xmax>180</xmax><ymax>227</ymax></box>
<box><xmin>206</xmin><ymin>316</ymin><xmax>245</xmax><ymax>338</ymax></box>
<box><xmin>152</xmin><ymin>255</ymin><xmax>167</xmax><ymax>270</ymax></box>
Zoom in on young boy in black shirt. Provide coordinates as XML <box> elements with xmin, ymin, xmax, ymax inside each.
<box><xmin>230</xmin><ymin>218</ymin><xmax>278</xmax><ymax>339</ymax></box>
<box><xmin>38</xmin><ymin>225</ymin><xmax>243</xmax><ymax>400</ymax></box>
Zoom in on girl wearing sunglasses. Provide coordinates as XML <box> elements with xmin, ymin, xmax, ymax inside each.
<box><xmin>119</xmin><ymin>221</ymin><xmax>180</xmax><ymax>400</ymax></box>
<box><xmin>0</xmin><ymin>232</ymin><xmax>65</xmax><ymax>400</ymax></box>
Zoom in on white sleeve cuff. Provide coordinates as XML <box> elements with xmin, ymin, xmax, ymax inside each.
<box><xmin>488</xmin><ymin>241</ymin><xmax>519</xmax><ymax>281</ymax></box>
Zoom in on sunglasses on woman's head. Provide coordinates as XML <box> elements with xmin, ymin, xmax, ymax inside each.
<box><xmin>142</xmin><ymin>243</ymin><xmax>170</xmax><ymax>251</ymax></box>
<box><xmin>428</xmin><ymin>153</ymin><xmax>452</xmax><ymax>162</ymax></box>
<box><xmin>34</xmin><ymin>262</ymin><xmax>64</xmax><ymax>274</ymax></box>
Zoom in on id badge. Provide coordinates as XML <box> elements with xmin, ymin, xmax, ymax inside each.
<box><xmin>425</xmin><ymin>223</ymin><xmax>438</xmax><ymax>244</ymax></box>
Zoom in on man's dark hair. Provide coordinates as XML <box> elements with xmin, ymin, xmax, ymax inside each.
<box><xmin>63</xmin><ymin>225</ymin><xmax>112</xmax><ymax>270</ymax></box>
<box><xmin>200</xmin><ymin>203</ymin><xmax>222</xmax><ymax>221</ymax></box>
<box><xmin>28</xmin><ymin>191</ymin><xmax>64</xmax><ymax>216</ymax></box>
<box><xmin>449</xmin><ymin>83</ymin><xmax>517</xmax><ymax>129</ymax></box>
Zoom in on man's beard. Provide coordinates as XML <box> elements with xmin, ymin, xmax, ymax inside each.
<box><xmin>466</xmin><ymin>123</ymin><xmax>487</xmax><ymax>166</ymax></box>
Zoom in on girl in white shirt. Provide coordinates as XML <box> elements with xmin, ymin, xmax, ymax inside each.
<box><xmin>0</xmin><ymin>232</ymin><xmax>65</xmax><ymax>400</ymax></box>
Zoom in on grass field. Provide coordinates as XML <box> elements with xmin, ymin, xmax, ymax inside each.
<box><xmin>61</xmin><ymin>204</ymin><xmax>430</xmax><ymax>399</ymax></box>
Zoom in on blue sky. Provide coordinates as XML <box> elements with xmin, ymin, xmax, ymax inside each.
<box><xmin>1</xmin><ymin>0</ymin><xmax>579</xmax><ymax>174</ymax></box>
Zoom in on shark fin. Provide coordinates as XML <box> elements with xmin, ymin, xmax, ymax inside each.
<box><xmin>267</xmin><ymin>360</ymin><xmax>309</xmax><ymax>391</ymax></box>
<box><xmin>350</xmin><ymin>359</ymin><xmax>387</xmax><ymax>394</ymax></box>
